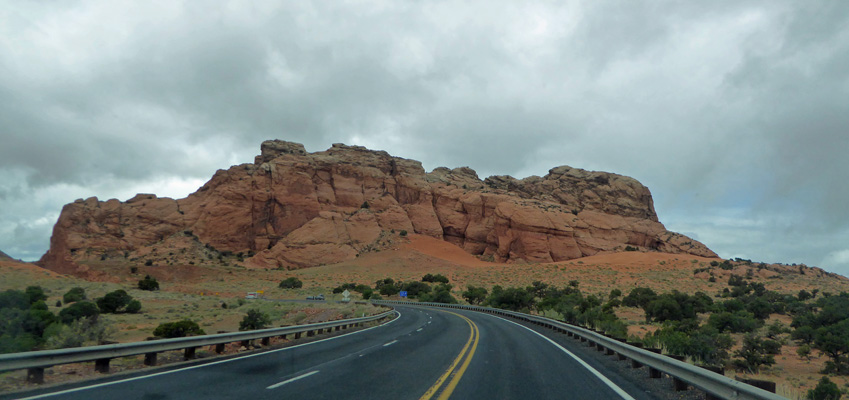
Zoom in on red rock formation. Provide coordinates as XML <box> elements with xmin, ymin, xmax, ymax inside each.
<box><xmin>38</xmin><ymin>140</ymin><xmax>717</xmax><ymax>274</ymax></box>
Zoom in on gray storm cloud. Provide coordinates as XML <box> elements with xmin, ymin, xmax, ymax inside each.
<box><xmin>1</xmin><ymin>1</ymin><xmax>848</xmax><ymax>275</ymax></box>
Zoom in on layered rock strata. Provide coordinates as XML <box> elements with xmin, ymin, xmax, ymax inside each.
<box><xmin>39</xmin><ymin>140</ymin><xmax>716</xmax><ymax>274</ymax></box>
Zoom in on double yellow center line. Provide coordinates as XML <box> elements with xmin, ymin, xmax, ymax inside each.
<box><xmin>419</xmin><ymin>311</ymin><xmax>480</xmax><ymax>400</ymax></box>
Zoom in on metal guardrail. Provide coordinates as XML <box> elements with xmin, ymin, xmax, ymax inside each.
<box><xmin>0</xmin><ymin>309</ymin><xmax>395</xmax><ymax>383</ymax></box>
<box><xmin>375</xmin><ymin>300</ymin><xmax>786</xmax><ymax>400</ymax></box>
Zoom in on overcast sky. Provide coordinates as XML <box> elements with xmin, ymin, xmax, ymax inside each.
<box><xmin>2</xmin><ymin>1</ymin><xmax>848</xmax><ymax>276</ymax></box>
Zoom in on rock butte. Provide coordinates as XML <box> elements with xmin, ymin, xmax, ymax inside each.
<box><xmin>38</xmin><ymin>140</ymin><xmax>717</xmax><ymax>278</ymax></box>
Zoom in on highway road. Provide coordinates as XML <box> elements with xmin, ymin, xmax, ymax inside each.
<box><xmin>6</xmin><ymin>305</ymin><xmax>666</xmax><ymax>400</ymax></box>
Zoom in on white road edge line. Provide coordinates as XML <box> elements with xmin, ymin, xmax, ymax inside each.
<box><xmin>416</xmin><ymin>328</ymin><xmax>423</xmax><ymax>332</ymax></box>
<box><xmin>266</xmin><ymin>370</ymin><xmax>319</xmax><ymax>389</ymax></box>
<box><xmin>383</xmin><ymin>340</ymin><xmax>398</xmax><ymax>347</ymax></box>
<box><xmin>16</xmin><ymin>310</ymin><xmax>402</xmax><ymax>400</ymax></box>
<box><xmin>487</xmin><ymin>314</ymin><xmax>636</xmax><ymax>400</ymax></box>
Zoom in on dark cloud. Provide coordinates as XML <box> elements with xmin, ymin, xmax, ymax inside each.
<box><xmin>1</xmin><ymin>1</ymin><xmax>848</xmax><ymax>275</ymax></box>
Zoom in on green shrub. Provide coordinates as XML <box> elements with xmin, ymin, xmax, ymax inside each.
<box><xmin>422</xmin><ymin>274</ymin><xmax>449</xmax><ymax>284</ymax></box>
<box><xmin>797</xmin><ymin>344</ymin><xmax>812</xmax><ymax>360</ymax></box>
<box><xmin>353</xmin><ymin>284</ymin><xmax>371</xmax><ymax>293</ymax></box>
<box><xmin>333</xmin><ymin>283</ymin><xmax>357</xmax><ymax>293</ymax></box>
<box><xmin>400</xmin><ymin>281</ymin><xmax>431</xmax><ymax>298</ymax></box>
<box><xmin>59</xmin><ymin>301</ymin><xmax>100</xmax><ymax>324</ymax></box>
<box><xmin>379</xmin><ymin>283</ymin><xmax>400</xmax><ymax>296</ymax></box>
<box><xmin>0</xmin><ymin>289</ymin><xmax>29</xmax><ymax>310</ymax></box>
<box><xmin>278</xmin><ymin>277</ymin><xmax>303</xmax><ymax>289</ymax></box>
<box><xmin>125</xmin><ymin>300</ymin><xmax>142</xmax><ymax>314</ymax></box>
<box><xmin>420</xmin><ymin>284</ymin><xmax>457</xmax><ymax>304</ymax></box>
<box><xmin>807</xmin><ymin>376</ymin><xmax>841</xmax><ymax>400</ymax></box>
<box><xmin>31</xmin><ymin>300</ymin><xmax>48</xmax><ymax>311</ymax></box>
<box><xmin>138</xmin><ymin>275</ymin><xmax>160</xmax><ymax>291</ymax></box>
<box><xmin>622</xmin><ymin>287</ymin><xmax>657</xmax><ymax>308</ymax></box>
<box><xmin>375</xmin><ymin>278</ymin><xmax>400</xmax><ymax>296</ymax></box>
<box><xmin>153</xmin><ymin>320</ymin><xmax>205</xmax><ymax>338</ymax></box>
<box><xmin>63</xmin><ymin>287</ymin><xmax>86</xmax><ymax>303</ymax></box>
<box><xmin>485</xmin><ymin>286</ymin><xmax>534</xmax><ymax>311</ymax></box>
<box><xmin>399</xmin><ymin>230</ymin><xmax>407</xmax><ymax>237</ymax></box>
<box><xmin>239</xmin><ymin>309</ymin><xmax>271</xmax><ymax>331</ymax></box>
<box><xmin>25</xmin><ymin>286</ymin><xmax>47</xmax><ymax>304</ymax></box>
<box><xmin>792</xmin><ymin>294</ymin><xmax>849</xmax><ymax>374</ymax></box>
<box><xmin>144</xmin><ymin>260</ymin><xmax>153</xmax><ymax>266</ymax></box>
<box><xmin>644</xmin><ymin>295</ymin><xmax>684</xmax><ymax>322</ymax></box>
<box><xmin>708</xmin><ymin>311</ymin><xmax>761</xmax><ymax>333</ymax></box>
<box><xmin>732</xmin><ymin>334</ymin><xmax>776</xmax><ymax>373</ymax></box>
<box><xmin>47</xmin><ymin>318</ymin><xmax>116</xmax><ymax>348</ymax></box>
<box><xmin>462</xmin><ymin>286</ymin><xmax>488</xmax><ymax>305</ymax></box>
<box><xmin>96</xmin><ymin>290</ymin><xmax>134</xmax><ymax>314</ymax></box>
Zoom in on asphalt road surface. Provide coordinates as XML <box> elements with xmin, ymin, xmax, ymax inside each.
<box><xmin>8</xmin><ymin>305</ymin><xmax>663</xmax><ymax>400</ymax></box>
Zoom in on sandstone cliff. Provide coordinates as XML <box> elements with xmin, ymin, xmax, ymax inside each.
<box><xmin>38</xmin><ymin>140</ymin><xmax>716</xmax><ymax>275</ymax></box>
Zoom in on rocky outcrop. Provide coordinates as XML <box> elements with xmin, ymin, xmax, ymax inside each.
<box><xmin>39</xmin><ymin>140</ymin><xmax>717</xmax><ymax>274</ymax></box>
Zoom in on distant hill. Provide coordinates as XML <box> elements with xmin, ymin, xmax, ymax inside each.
<box><xmin>0</xmin><ymin>250</ymin><xmax>12</xmax><ymax>261</ymax></box>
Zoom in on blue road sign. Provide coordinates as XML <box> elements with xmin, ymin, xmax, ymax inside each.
<box><xmin>399</xmin><ymin>291</ymin><xmax>408</xmax><ymax>298</ymax></box>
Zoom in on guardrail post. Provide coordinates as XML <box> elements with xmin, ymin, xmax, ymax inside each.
<box><xmin>335</xmin><ymin>326</ymin><xmax>341</xmax><ymax>331</ymax></box>
<box><xmin>27</xmin><ymin>367</ymin><xmax>44</xmax><ymax>384</ymax></box>
<box><xmin>605</xmin><ymin>348</ymin><xmax>615</xmax><ymax>356</ymax></box>
<box><xmin>596</xmin><ymin>343</ymin><xmax>605</xmax><ymax>352</ymax></box>
<box><xmin>617</xmin><ymin>352</ymin><xmax>626</xmax><ymax>361</ymax></box>
<box><xmin>261</xmin><ymin>337</ymin><xmax>270</xmax><ymax>346</ymax></box>
<box><xmin>630</xmin><ymin>359</ymin><xmax>642</xmax><ymax>369</ymax></box>
<box><xmin>241</xmin><ymin>340</ymin><xmax>251</xmax><ymax>348</ymax></box>
<box><xmin>95</xmin><ymin>358</ymin><xmax>110</xmax><ymax>373</ymax></box>
<box><xmin>307</xmin><ymin>330</ymin><xmax>315</xmax><ymax>337</ymax></box>
<box><xmin>645</xmin><ymin>348</ymin><xmax>662</xmax><ymax>377</ymax></box>
<box><xmin>736</xmin><ymin>378</ymin><xmax>776</xmax><ymax>393</ymax></box>
<box><xmin>215</xmin><ymin>343</ymin><xmax>226</xmax><ymax>353</ymax></box>
<box><xmin>144</xmin><ymin>352</ymin><xmax>157</xmax><ymax>366</ymax></box>
<box><xmin>672</xmin><ymin>377</ymin><xmax>688</xmax><ymax>391</ymax></box>
<box><xmin>649</xmin><ymin>367</ymin><xmax>662</xmax><ymax>379</ymax></box>
<box><xmin>184</xmin><ymin>347</ymin><xmax>196</xmax><ymax>360</ymax></box>
<box><xmin>295</xmin><ymin>332</ymin><xmax>302</xmax><ymax>339</ymax></box>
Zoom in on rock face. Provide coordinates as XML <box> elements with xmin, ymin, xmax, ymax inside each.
<box><xmin>38</xmin><ymin>140</ymin><xmax>716</xmax><ymax>275</ymax></box>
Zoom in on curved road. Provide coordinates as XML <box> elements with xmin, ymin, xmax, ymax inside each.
<box><xmin>8</xmin><ymin>306</ymin><xmax>662</xmax><ymax>400</ymax></box>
